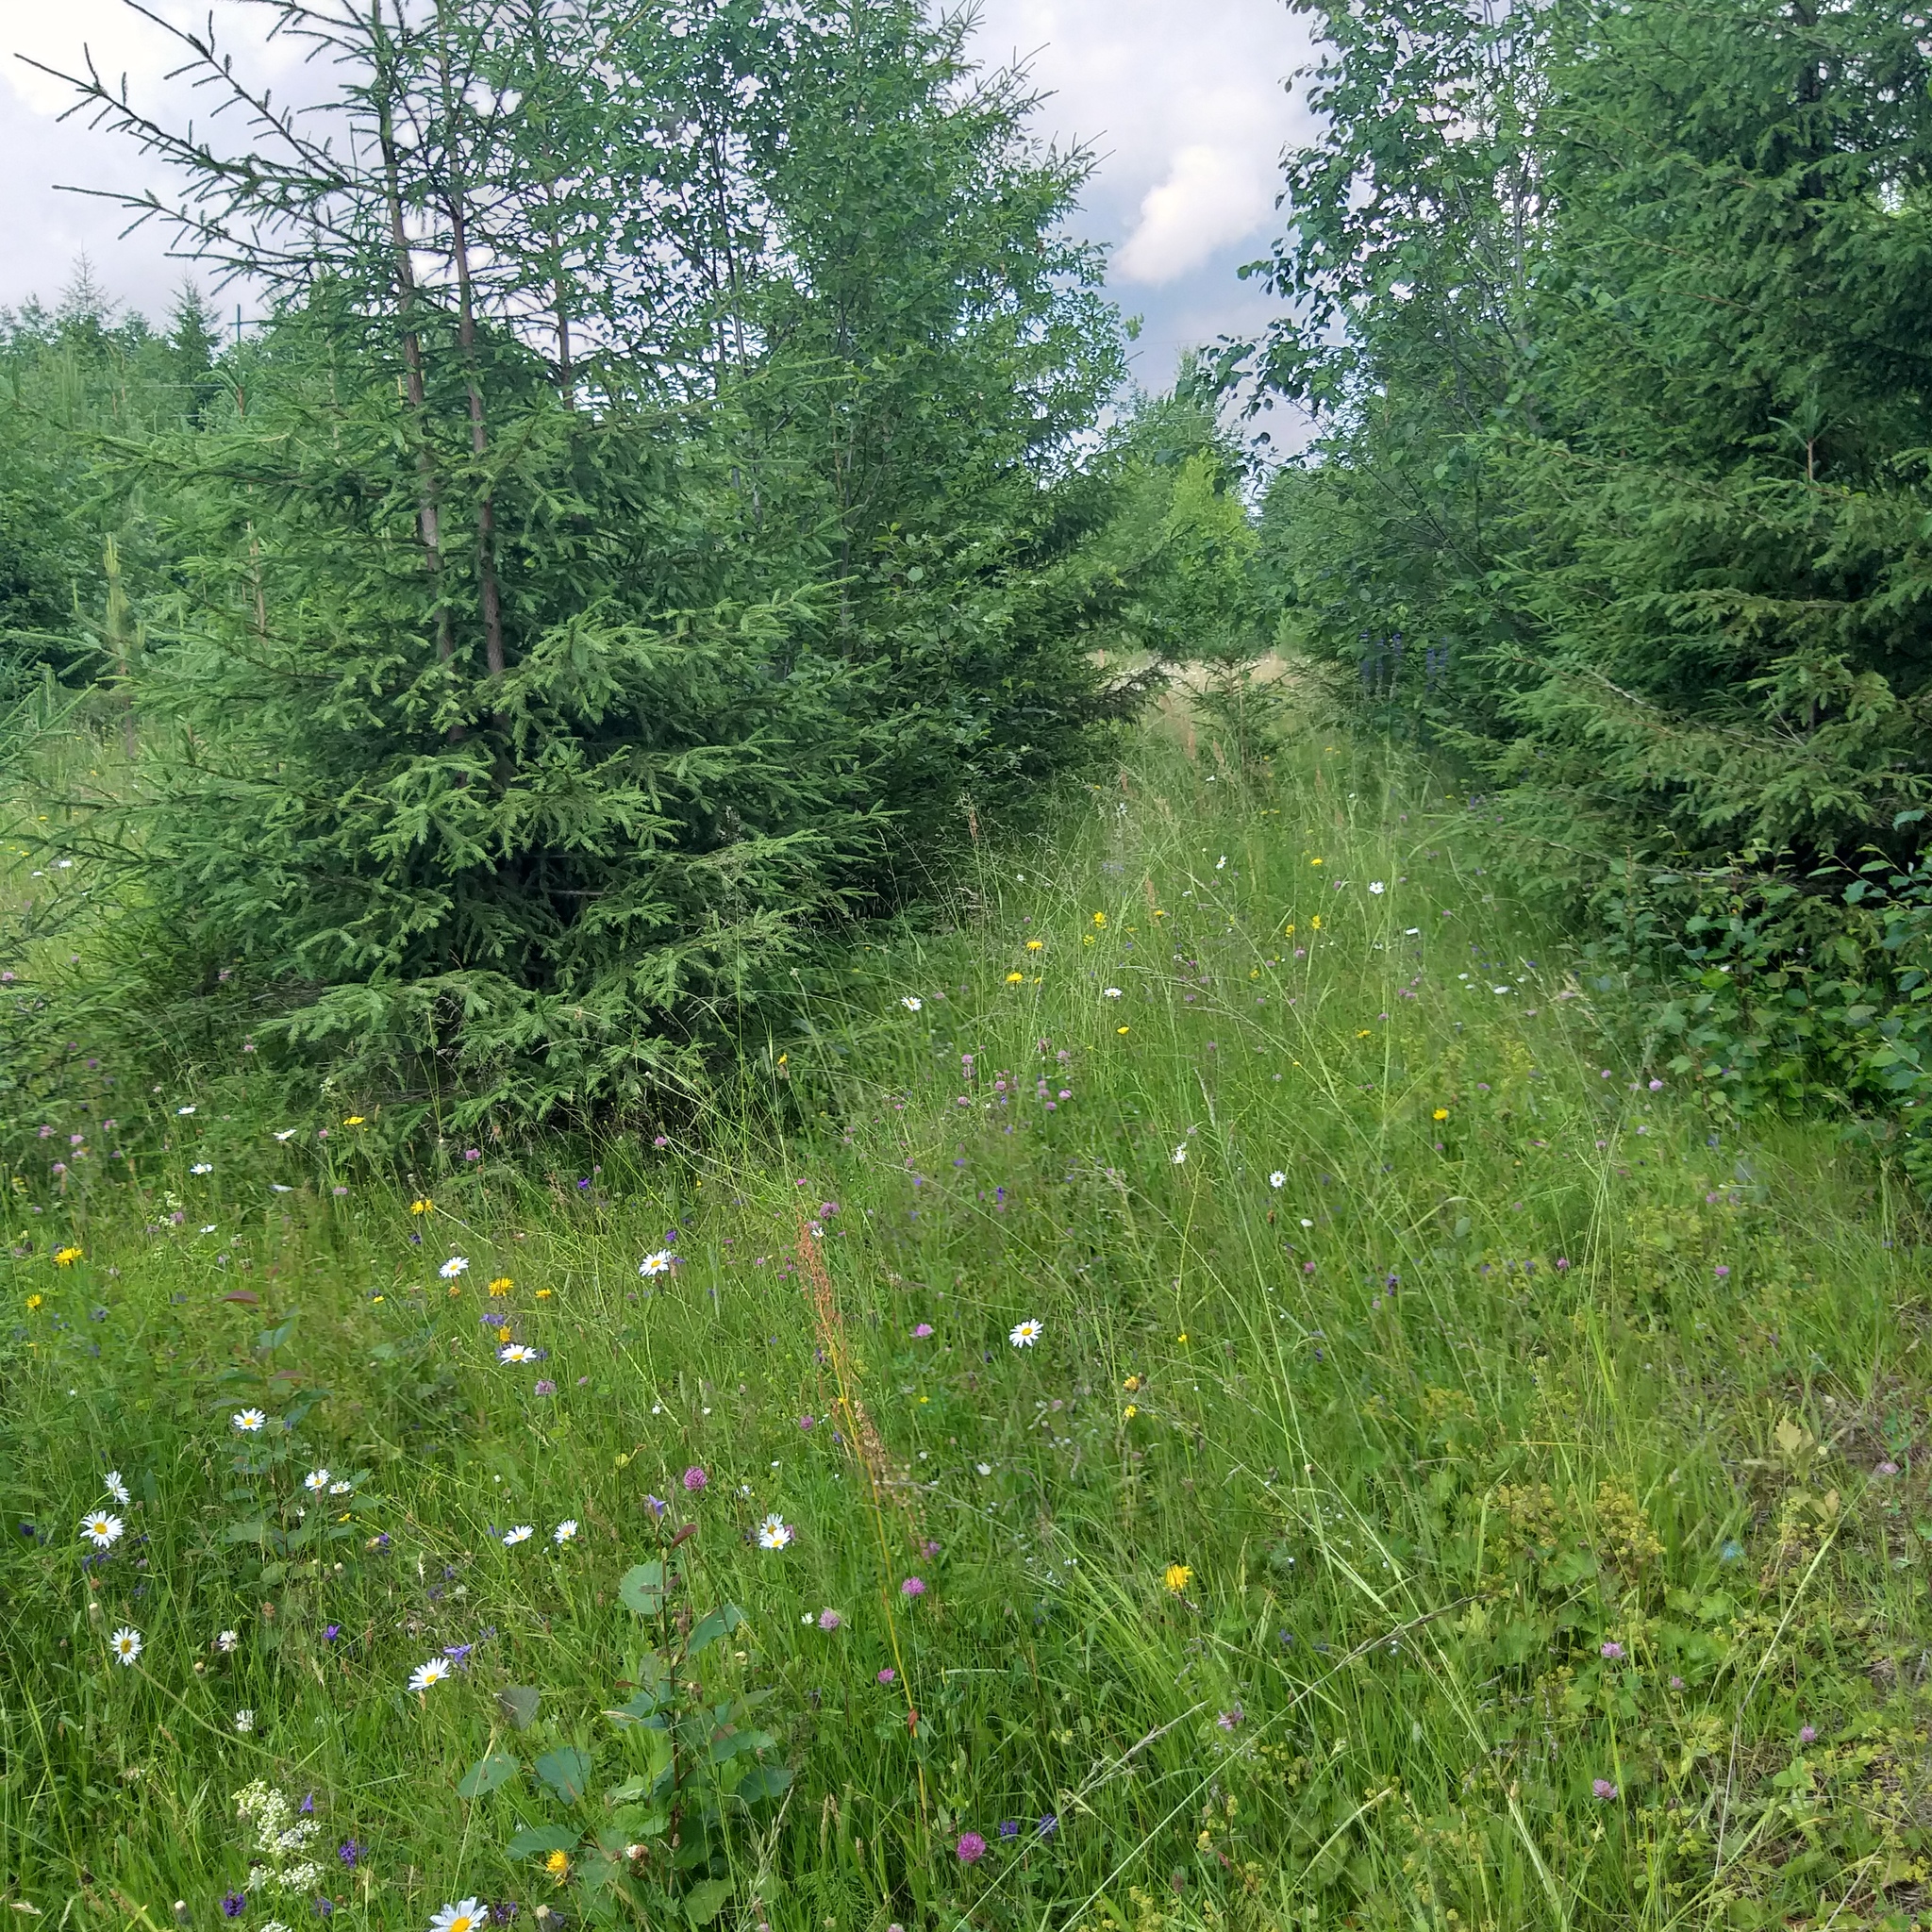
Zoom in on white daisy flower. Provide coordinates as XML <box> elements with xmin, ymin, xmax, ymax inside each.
<box><xmin>1009</xmin><ymin>1318</ymin><xmax>1042</xmax><ymax>1347</ymax></box>
<box><xmin>329</xmin><ymin>1479</ymin><xmax>353</xmax><ymax>1495</ymax></box>
<box><xmin>191</xmin><ymin>1162</ymin><xmax>212</xmax><ymax>1175</ymax></box>
<box><xmin>757</xmin><ymin>1513</ymin><xmax>794</xmax><ymax>1550</ymax></box>
<box><xmin>232</xmin><ymin>1408</ymin><xmax>267</xmax><ymax>1432</ymax></box>
<box><xmin>503</xmin><ymin>1524</ymin><xmax>534</xmax><ymax>1546</ymax></box>
<box><xmin>217</xmin><ymin>1629</ymin><xmax>239</xmax><ymax>1653</ymax></box>
<box><xmin>899</xmin><ymin>995</ymin><xmax>923</xmax><ymax>1011</ymax></box>
<box><xmin>638</xmin><ymin>1250</ymin><xmax>675</xmax><ymax>1277</ymax></box>
<box><xmin>408</xmin><ymin>1657</ymin><xmax>452</xmax><ymax>1691</ymax></box>
<box><xmin>234</xmin><ymin>1708</ymin><xmax>255</xmax><ymax>1733</ymax></box>
<box><xmin>1104</xmin><ymin>986</ymin><xmax>1124</xmax><ymax>999</ymax></box>
<box><xmin>553</xmin><ymin>1520</ymin><xmax>578</xmax><ymax>1544</ymax></box>
<box><xmin>273</xmin><ymin>1128</ymin><xmax>297</xmax><ymax>1141</ymax></box>
<box><xmin>1269</xmin><ymin>1171</ymin><xmax>1286</xmax><ymax>1188</ymax></box>
<box><xmin>80</xmin><ymin>1510</ymin><xmax>125</xmax><ymax>1548</ymax></box>
<box><xmin>429</xmin><ymin>1900</ymin><xmax>486</xmax><ymax>1932</ymax></box>
<box><xmin>498</xmin><ymin>1343</ymin><xmax>538</xmax><ymax>1364</ymax></box>
<box><xmin>104</xmin><ymin>1471</ymin><xmax>130</xmax><ymax>1505</ymax></box>
<box><xmin>1369</xmin><ymin>881</ymin><xmax>1386</xmax><ymax>894</ymax></box>
<box><xmin>438</xmin><ymin>1256</ymin><xmax>469</xmax><ymax>1279</ymax></box>
<box><xmin>110</xmin><ymin>1625</ymin><xmax>142</xmax><ymax>1665</ymax></box>
<box><xmin>200</xmin><ymin>1225</ymin><xmax>217</xmax><ymax>1234</ymax></box>
<box><xmin>1171</xmin><ymin>1145</ymin><xmax>1188</xmax><ymax>1165</ymax></box>
<box><xmin>304</xmin><ymin>1469</ymin><xmax>330</xmax><ymax>1492</ymax></box>
<box><xmin>1216</xmin><ymin>856</ymin><xmax>1227</xmax><ymax>870</ymax></box>
<box><xmin>175</xmin><ymin>1105</ymin><xmax>195</xmax><ymax>1116</ymax></box>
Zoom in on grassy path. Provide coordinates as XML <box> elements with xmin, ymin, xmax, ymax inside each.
<box><xmin>3</xmin><ymin>737</ymin><xmax>1926</xmax><ymax>1932</ymax></box>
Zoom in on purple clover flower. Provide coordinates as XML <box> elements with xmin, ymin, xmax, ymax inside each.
<box><xmin>956</xmin><ymin>1832</ymin><xmax>986</xmax><ymax>1865</ymax></box>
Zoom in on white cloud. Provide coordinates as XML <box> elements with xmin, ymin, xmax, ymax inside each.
<box><xmin>1115</xmin><ymin>142</ymin><xmax>1277</xmax><ymax>285</ymax></box>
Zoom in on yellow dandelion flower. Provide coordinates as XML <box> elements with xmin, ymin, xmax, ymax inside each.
<box><xmin>1005</xmin><ymin>972</ymin><xmax>1024</xmax><ymax>984</ymax></box>
<box><xmin>1025</xmin><ymin>939</ymin><xmax>1043</xmax><ymax>952</ymax></box>
<box><xmin>1310</xmin><ymin>915</ymin><xmax>1322</xmax><ymax>930</ymax></box>
<box><xmin>1310</xmin><ymin>858</ymin><xmax>1323</xmax><ymax>866</ymax></box>
<box><xmin>447</xmin><ymin>1284</ymin><xmax>461</xmax><ymax>1298</ymax></box>
<box><xmin>497</xmin><ymin>1326</ymin><xmax>512</xmax><ymax>1343</ymax></box>
<box><xmin>544</xmin><ymin>1850</ymin><xmax>571</xmax><ymax>1880</ymax></box>
<box><xmin>488</xmin><ymin>1276</ymin><xmax>512</xmax><ymax>1295</ymax></box>
<box><xmin>409</xmin><ymin>1198</ymin><xmax>433</xmax><ymax>1215</ymax></box>
<box><xmin>1123</xmin><ymin>1374</ymin><xmax>1141</xmax><ymax>1391</ymax></box>
<box><xmin>535</xmin><ymin>1288</ymin><xmax>554</xmax><ymax>1300</ymax></box>
<box><xmin>1116</xmin><ymin>1025</ymin><xmax>1129</xmax><ymax>1036</ymax></box>
<box><xmin>1163</xmin><ymin>1563</ymin><xmax>1192</xmax><ymax>1595</ymax></box>
<box><xmin>25</xmin><ymin>1292</ymin><xmax>43</xmax><ymax>1310</ymax></box>
<box><xmin>54</xmin><ymin>1245</ymin><xmax>83</xmax><ymax>1267</ymax></box>
<box><xmin>1091</xmin><ymin>911</ymin><xmax>1107</xmax><ymax>927</ymax></box>
<box><xmin>1433</xmin><ymin>1108</ymin><xmax>1449</xmax><ymax>1122</ymax></box>
<box><xmin>1356</xmin><ymin>1028</ymin><xmax>1371</xmax><ymax>1039</ymax></box>
<box><xmin>343</xmin><ymin>1114</ymin><xmax>366</xmax><ymax>1125</ymax></box>
<box><xmin>1124</xmin><ymin>1403</ymin><xmax>1139</xmax><ymax>1420</ymax></box>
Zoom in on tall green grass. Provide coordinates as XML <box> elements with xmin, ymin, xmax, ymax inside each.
<box><xmin>3</xmin><ymin>733</ymin><xmax>1926</xmax><ymax>1932</ymax></box>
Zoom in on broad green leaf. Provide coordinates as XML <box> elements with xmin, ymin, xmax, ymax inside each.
<box><xmin>731</xmin><ymin>1763</ymin><xmax>792</xmax><ymax>1805</ymax></box>
<box><xmin>684</xmin><ymin>1604</ymin><xmax>746</xmax><ymax>1657</ymax></box>
<box><xmin>683</xmin><ymin>1879</ymin><xmax>731</xmax><ymax>1926</ymax></box>
<box><xmin>458</xmin><ymin>1750</ymin><xmax>520</xmax><ymax>1799</ymax></box>
<box><xmin>507</xmin><ymin>1824</ymin><xmax>580</xmax><ymax>1859</ymax></box>
<box><xmin>497</xmin><ymin>1686</ymin><xmax>541</xmax><ymax>1730</ymax></box>
<box><xmin>619</xmin><ymin>1561</ymin><xmax>675</xmax><ymax>1615</ymax></box>
<box><xmin>534</xmin><ymin>1746</ymin><xmax>593</xmax><ymax>1805</ymax></box>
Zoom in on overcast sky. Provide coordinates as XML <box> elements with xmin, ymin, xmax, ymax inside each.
<box><xmin>2</xmin><ymin>0</ymin><xmax>1313</xmax><ymax>390</ymax></box>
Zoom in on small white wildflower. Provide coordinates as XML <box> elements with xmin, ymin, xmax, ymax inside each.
<box><xmin>438</xmin><ymin>1256</ymin><xmax>469</xmax><ymax>1279</ymax></box>
<box><xmin>234</xmin><ymin>1708</ymin><xmax>255</xmax><ymax>1734</ymax></box>
<box><xmin>110</xmin><ymin>1625</ymin><xmax>142</xmax><ymax>1665</ymax></box>
<box><xmin>191</xmin><ymin>1162</ymin><xmax>212</xmax><ymax>1175</ymax></box>
<box><xmin>1369</xmin><ymin>881</ymin><xmax>1385</xmax><ymax>894</ymax></box>
<box><xmin>232</xmin><ymin>1408</ymin><xmax>267</xmax><ymax>1432</ymax></box>
<box><xmin>217</xmin><ymin>1629</ymin><xmax>239</xmax><ymax>1653</ymax></box>
<box><xmin>1009</xmin><ymin>1318</ymin><xmax>1042</xmax><ymax>1348</ymax></box>
<box><xmin>1269</xmin><ymin>1171</ymin><xmax>1286</xmax><ymax>1189</ymax></box>
<box><xmin>80</xmin><ymin>1510</ymin><xmax>125</xmax><ymax>1548</ymax></box>
<box><xmin>503</xmin><ymin>1524</ymin><xmax>534</xmax><ymax>1546</ymax></box>
<box><xmin>498</xmin><ymin>1343</ymin><xmax>538</xmax><ymax>1364</ymax></box>
<box><xmin>758</xmin><ymin>1513</ymin><xmax>794</xmax><ymax>1550</ymax></box>
<box><xmin>900</xmin><ymin>995</ymin><xmax>923</xmax><ymax>1011</ymax></box>
<box><xmin>303</xmin><ymin>1469</ymin><xmax>330</xmax><ymax>1493</ymax></box>
<box><xmin>408</xmin><ymin>1657</ymin><xmax>452</xmax><ymax>1691</ymax></box>
<box><xmin>638</xmin><ymin>1250</ymin><xmax>675</xmax><ymax>1277</ymax></box>
<box><xmin>273</xmin><ymin>1128</ymin><xmax>297</xmax><ymax>1141</ymax></box>
<box><xmin>1171</xmin><ymin>1145</ymin><xmax>1187</xmax><ymax>1165</ymax></box>
<box><xmin>553</xmin><ymin>1519</ymin><xmax>578</xmax><ymax>1544</ymax></box>
<box><xmin>1103</xmin><ymin>987</ymin><xmax>1123</xmax><ymax>998</ymax></box>
<box><xmin>175</xmin><ymin>1105</ymin><xmax>195</xmax><ymax>1116</ymax></box>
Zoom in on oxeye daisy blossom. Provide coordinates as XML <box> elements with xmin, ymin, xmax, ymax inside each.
<box><xmin>639</xmin><ymin>1251</ymin><xmax>675</xmax><ymax>1277</ymax></box>
<box><xmin>110</xmin><ymin>1625</ymin><xmax>142</xmax><ymax>1665</ymax></box>
<box><xmin>304</xmin><ymin>1469</ymin><xmax>331</xmax><ymax>1493</ymax></box>
<box><xmin>191</xmin><ymin>1162</ymin><xmax>212</xmax><ymax>1175</ymax></box>
<box><xmin>1269</xmin><ymin>1171</ymin><xmax>1286</xmax><ymax>1188</ymax></box>
<box><xmin>552</xmin><ymin>1520</ymin><xmax>578</xmax><ymax>1544</ymax></box>
<box><xmin>428</xmin><ymin>1900</ymin><xmax>486</xmax><ymax>1932</ymax></box>
<box><xmin>80</xmin><ymin>1511</ymin><xmax>125</xmax><ymax>1548</ymax></box>
<box><xmin>408</xmin><ymin>1657</ymin><xmax>452</xmax><ymax>1692</ymax></box>
<box><xmin>758</xmin><ymin>1513</ymin><xmax>794</xmax><ymax>1549</ymax></box>
<box><xmin>104</xmin><ymin>1471</ymin><xmax>130</xmax><ymax>1504</ymax></box>
<box><xmin>498</xmin><ymin>1343</ymin><xmax>538</xmax><ymax>1364</ymax></box>
<box><xmin>438</xmin><ymin>1257</ymin><xmax>469</xmax><ymax>1280</ymax></box>
<box><xmin>900</xmin><ymin>995</ymin><xmax>922</xmax><ymax>1011</ymax></box>
<box><xmin>503</xmin><ymin>1524</ymin><xmax>534</xmax><ymax>1546</ymax></box>
<box><xmin>232</xmin><ymin>1408</ymin><xmax>267</xmax><ymax>1433</ymax></box>
<box><xmin>329</xmin><ymin>1479</ymin><xmax>353</xmax><ymax>1495</ymax></box>
<box><xmin>1008</xmin><ymin>1318</ymin><xmax>1041</xmax><ymax>1347</ymax></box>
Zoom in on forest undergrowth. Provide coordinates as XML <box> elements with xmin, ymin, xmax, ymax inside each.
<box><xmin>3</xmin><ymin>728</ymin><xmax>1928</xmax><ymax>1932</ymax></box>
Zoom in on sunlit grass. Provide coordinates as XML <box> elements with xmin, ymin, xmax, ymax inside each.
<box><xmin>3</xmin><ymin>732</ymin><xmax>1925</xmax><ymax>1932</ymax></box>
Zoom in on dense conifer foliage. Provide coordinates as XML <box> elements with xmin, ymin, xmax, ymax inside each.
<box><xmin>18</xmin><ymin>0</ymin><xmax>1150</xmax><ymax>1123</ymax></box>
<box><xmin>1242</xmin><ymin>0</ymin><xmax>1932</xmax><ymax>1172</ymax></box>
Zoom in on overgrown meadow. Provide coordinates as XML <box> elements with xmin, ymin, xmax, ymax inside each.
<box><xmin>4</xmin><ymin>736</ymin><xmax>1928</xmax><ymax>1932</ymax></box>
